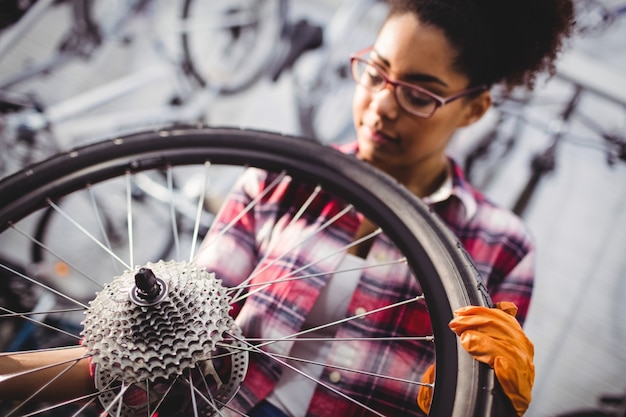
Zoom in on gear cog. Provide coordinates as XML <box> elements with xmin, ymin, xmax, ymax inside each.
<box><xmin>81</xmin><ymin>260</ymin><xmax>248</xmax><ymax>416</ymax></box>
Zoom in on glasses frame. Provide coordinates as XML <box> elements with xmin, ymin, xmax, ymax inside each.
<box><xmin>350</xmin><ymin>47</ymin><xmax>487</xmax><ymax>119</ymax></box>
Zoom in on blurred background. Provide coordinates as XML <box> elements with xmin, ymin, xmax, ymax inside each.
<box><xmin>0</xmin><ymin>0</ymin><xmax>625</xmax><ymax>415</ymax></box>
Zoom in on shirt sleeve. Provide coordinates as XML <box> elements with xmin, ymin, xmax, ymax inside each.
<box><xmin>487</xmin><ymin>239</ymin><xmax>535</xmax><ymax>327</ymax></box>
<box><xmin>194</xmin><ymin>168</ymin><xmax>264</xmax><ymax>316</ymax></box>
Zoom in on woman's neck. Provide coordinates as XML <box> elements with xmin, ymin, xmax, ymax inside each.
<box><xmin>384</xmin><ymin>157</ymin><xmax>450</xmax><ymax>198</ymax></box>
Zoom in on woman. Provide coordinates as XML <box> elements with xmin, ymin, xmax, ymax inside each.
<box><xmin>0</xmin><ymin>0</ymin><xmax>574</xmax><ymax>415</ymax></box>
<box><xmin>193</xmin><ymin>1</ymin><xmax>574</xmax><ymax>416</ymax></box>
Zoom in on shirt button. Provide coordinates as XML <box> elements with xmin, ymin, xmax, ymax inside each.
<box><xmin>355</xmin><ymin>307</ymin><xmax>367</xmax><ymax>318</ymax></box>
<box><xmin>329</xmin><ymin>371</ymin><xmax>342</xmax><ymax>383</ymax></box>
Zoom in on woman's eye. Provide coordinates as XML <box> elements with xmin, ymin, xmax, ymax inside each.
<box><xmin>365</xmin><ymin>68</ymin><xmax>383</xmax><ymax>84</ymax></box>
<box><xmin>403</xmin><ymin>88</ymin><xmax>433</xmax><ymax>107</ymax></box>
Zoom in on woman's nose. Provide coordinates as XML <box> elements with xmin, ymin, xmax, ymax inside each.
<box><xmin>369</xmin><ymin>83</ymin><xmax>399</xmax><ymax>120</ymax></box>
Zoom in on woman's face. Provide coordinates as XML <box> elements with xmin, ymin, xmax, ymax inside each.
<box><xmin>353</xmin><ymin>12</ymin><xmax>489</xmax><ymax>188</ymax></box>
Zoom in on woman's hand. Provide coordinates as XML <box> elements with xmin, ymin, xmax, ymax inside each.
<box><xmin>418</xmin><ymin>302</ymin><xmax>534</xmax><ymax>416</ymax></box>
<box><xmin>0</xmin><ymin>346</ymin><xmax>95</xmax><ymax>402</ymax></box>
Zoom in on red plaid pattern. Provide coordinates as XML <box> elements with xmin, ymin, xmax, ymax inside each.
<box><xmin>194</xmin><ymin>143</ymin><xmax>534</xmax><ymax>416</ymax></box>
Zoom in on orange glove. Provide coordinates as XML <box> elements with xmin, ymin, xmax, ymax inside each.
<box><xmin>450</xmin><ymin>301</ymin><xmax>534</xmax><ymax>416</ymax></box>
<box><xmin>417</xmin><ymin>363</ymin><xmax>435</xmax><ymax>414</ymax></box>
<box><xmin>417</xmin><ymin>302</ymin><xmax>534</xmax><ymax>416</ymax></box>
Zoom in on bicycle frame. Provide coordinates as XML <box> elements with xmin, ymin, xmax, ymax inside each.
<box><xmin>0</xmin><ymin>0</ymin><xmax>150</xmax><ymax>90</ymax></box>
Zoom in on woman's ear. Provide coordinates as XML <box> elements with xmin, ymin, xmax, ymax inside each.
<box><xmin>459</xmin><ymin>90</ymin><xmax>492</xmax><ymax>127</ymax></box>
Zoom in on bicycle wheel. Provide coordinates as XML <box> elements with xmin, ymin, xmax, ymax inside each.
<box><xmin>180</xmin><ymin>0</ymin><xmax>288</xmax><ymax>94</ymax></box>
<box><xmin>0</xmin><ymin>127</ymin><xmax>497</xmax><ymax>416</ymax></box>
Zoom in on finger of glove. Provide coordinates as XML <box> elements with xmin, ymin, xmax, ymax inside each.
<box><xmin>450</xmin><ymin>306</ymin><xmax>531</xmax><ymax>350</ymax></box>
<box><xmin>493</xmin><ymin>356</ymin><xmax>533</xmax><ymax>416</ymax></box>
<box><xmin>457</xmin><ymin>330</ymin><xmax>534</xmax><ymax>416</ymax></box>
<box><xmin>495</xmin><ymin>301</ymin><xmax>518</xmax><ymax>316</ymax></box>
<box><xmin>457</xmin><ymin>329</ymin><xmax>498</xmax><ymax>367</ymax></box>
<box><xmin>417</xmin><ymin>363</ymin><xmax>435</xmax><ymax>414</ymax></box>
<box><xmin>457</xmin><ymin>329</ymin><xmax>534</xmax><ymax>368</ymax></box>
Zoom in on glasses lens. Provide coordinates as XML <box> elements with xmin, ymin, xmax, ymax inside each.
<box><xmin>352</xmin><ymin>58</ymin><xmax>437</xmax><ymax>118</ymax></box>
<box><xmin>352</xmin><ymin>59</ymin><xmax>385</xmax><ymax>90</ymax></box>
<box><xmin>397</xmin><ymin>85</ymin><xmax>437</xmax><ymax>118</ymax></box>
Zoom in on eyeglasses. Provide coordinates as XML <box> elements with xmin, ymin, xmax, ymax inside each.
<box><xmin>350</xmin><ymin>49</ymin><xmax>487</xmax><ymax>119</ymax></box>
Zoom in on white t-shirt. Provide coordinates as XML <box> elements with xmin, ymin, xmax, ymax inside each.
<box><xmin>265</xmin><ymin>253</ymin><xmax>364</xmax><ymax>416</ymax></box>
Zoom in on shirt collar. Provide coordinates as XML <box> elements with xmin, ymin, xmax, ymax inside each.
<box><xmin>422</xmin><ymin>159</ymin><xmax>478</xmax><ymax>221</ymax></box>
<box><xmin>336</xmin><ymin>142</ymin><xmax>478</xmax><ymax>221</ymax></box>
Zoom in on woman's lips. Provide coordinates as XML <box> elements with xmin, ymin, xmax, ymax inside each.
<box><xmin>365</xmin><ymin>125</ymin><xmax>400</xmax><ymax>146</ymax></box>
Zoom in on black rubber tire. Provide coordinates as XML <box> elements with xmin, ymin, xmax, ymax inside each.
<box><xmin>180</xmin><ymin>0</ymin><xmax>288</xmax><ymax>94</ymax></box>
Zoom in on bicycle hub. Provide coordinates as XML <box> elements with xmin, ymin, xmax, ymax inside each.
<box><xmin>81</xmin><ymin>260</ymin><xmax>248</xmax><ymax>417</ymax></box>
<box><xmin>130</xmin><ymin>267</ymin><xmax>167</xmax><ymax>306</ymax></box>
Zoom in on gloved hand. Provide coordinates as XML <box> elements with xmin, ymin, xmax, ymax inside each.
<box><xmin>417</xmin><ymin>363</ymin><xmax>435</xmax><ymax>414</ymax></box>
<box><xmin>417</xmin><ymin>302</ymin><xmax>534</xmax><ymax>416</ymax></box>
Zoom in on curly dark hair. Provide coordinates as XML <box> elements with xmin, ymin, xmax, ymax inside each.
<box><xmin>386</xmin><ymin>0</ymin><xmax>576</xmax><ymax>91</ymax></box>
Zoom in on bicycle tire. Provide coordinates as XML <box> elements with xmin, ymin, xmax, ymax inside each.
<box><xmin>0</xmin><ymin>126</ymin><xmax>497</xmax><ymax>416</ymax></box>
<box><xmin>180</xmin><ymin>0</ymin><xmax>288</xmax><ymax>95</ymax></box>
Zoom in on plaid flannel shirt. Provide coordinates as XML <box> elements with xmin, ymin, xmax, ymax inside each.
<box><xmin>194</xmin><ymin>142</ymin><xmax>535</xmax><ymax>417</ymax></box>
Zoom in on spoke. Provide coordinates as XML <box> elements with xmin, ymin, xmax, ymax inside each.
<box><xmin>146</xmin><ymin>379</ymin><xmax>151</xmax><ymax>417</ymax></box>
<box><xmin>213</xmin><ymin>334</ymin><xmax>433</xmax><ymax>363</ymax></box>
<box><xmin>253</xmin><ymin>350</ymin><xmax>429</xmax><ymax>388</ymax></box>
<box><xmin>188</xmin><ymin>372</ymin><xmax>200</xmax><ymax>417</ymax></box>
<box><xmin>229</xmin><ymin>184</ymin><xmax>323</xmax><ymax>301</ymax></box>
<box><xmin>182</xmin><ymin>372</ymin><xmax>228</xmax><ymax>417</ymax></box>
<box><xmin>189</xmin><ymin>375</ymin><xmax>216</xmax><ymax>415</ymax></box>
<box><xmin>187</xmin><ymin>371</ymin><xmax>214</xmax><ymax>413</ymax></box>
<box><xmin>8</xmin><ymin>223</ymin><xmax>105</xmax><ymax>290</ymax></box>
<box><xmin>0</xmin><ymin>306</ymin><xmax>81</xmax><ymax>343</ymax></box>
<box><xmin>236</xmin><ymin>336</ymin><xmax>387</xmax><ymax>417</ymax></box>
<box><xmin>189</xmin><ymin>162</ymin><xmax>211</xmax><ymax>262</ymax></box>
<box><xmin>291</xmin><ymin>186</ymin><xmax>323</xmax><ymax>223</ymax></box>
<box><xmin>238</xmin><ymin>204</ymin><xmax>357</xmax><ymax>293</ymax></box>
<box><xmin>243</xmin><ymin>185</ymin><xmax>322</xmax><ymax>281</ymax></box>
<box><xmin>5</xmin><ymin>357</ymin><xmax>84</xmax><ymax>417</ymax></box>
<box><xmin>6</xmin><ymin>292</ymin><xmax>56</xmax><ymax>351</ymax></box>
<box><xmin>167</xmin><ymin>166</ymin><xmax>181</xmax><ymax>260</ymax></box>
<box><xmin>0</xmin><ymin>352</ymin><xmax>90</xmax><ymax>385</ymax></box>
<box><xmin>150</xmin><ymin>375</ymin><xmax>181</xmax><ymax>416</ymax></box>
<box><xmin>19</xmin><ymin>388</ymin><xmax>111</xmax><ymax>417</ymax></box>
<box><xmin>0</xmin><ymin>345</ymin><xmax>87</xmax><ymax>357</ymax></box>
<box><xmin>125</xmin><ymin>171</ymin><xmax>134</xmax><ymax>268</ymax></box>
<box><xmin>198</xmin><ymin>170</ymin><xmax>287</xmax><ymax>253</ymax></box>
<box><xmin>211</xmin><ymin>296</ymin><xmax>425</xmax><ymax>363</ymax></box>
<box><xmin>187</xmin><ymin>381</ymin><xmax>239</xmax><ymax>417</ymax></box>
<box><xmin>0</xmin><ymin>263</ymin><xmax>89</xmax><ymax>309</ymax></box>
<box><xmin>231</xmin><ymin>226</ymin><xmax>382</xmax><ymax>305</ymax></box>
<box><xmin>240</xmin><ymin>335</ymin><xmax>433</xmax><ymax>343</ymax></box>
<box><xmin>244</xmin><ymin>296</ymin><xmax>423</xmax><ymax>351</ymax></box>
<box><xmin>217</xmin><ymin>336</ymin><xmax>432</xmax><ymax>388</ymax></box>
<box><xmin>69</xmin><ymin>391</ymin><xmax>105</xmax><ymax>417</ymax></box>
<box><xmin>229</xmin><ymin>257</ymin><xmax>405</xmax><ymax>294</ymax></box>
<box><xmin>88</xmin><ymin>184</ymin><xmax>122</xmax><ymax>275</ymax></box>
<box><xmin>111</xmin><ymin>381</ymin><xmax>127</xmax><ymax>417</ymax></box>
<box><xmin>46</xmin><ymin>199</ymin><xmax>131</xmax><ymax>270</ymax></box>
<box><xmin>0</xmin><ymin>307</ymin><xmax>85</xmax><ymax>318</ymax></box>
